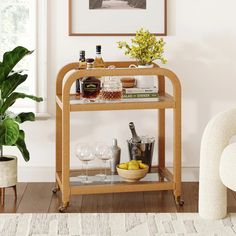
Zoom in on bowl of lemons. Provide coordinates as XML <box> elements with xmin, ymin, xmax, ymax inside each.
<box><xmin>116</xmin><ymin>160</ymin><xmax>149</xmax><ymax>182</ymax></box>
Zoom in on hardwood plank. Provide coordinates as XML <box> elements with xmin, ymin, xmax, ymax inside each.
<box><xmin>96</xmin><ymin>194</ymin><xmax>113</xmax><ymax>213</ymax></box>
<box><xmin>17</xmin><ymin>183</ymin><xmax>53</xmax><ymax>213</ymax></box>
<box><xmin>0</xmin><ymin>183</ymin><xmax>27</xmax><ymax>213</ymax></box>
<box><xmin>227</xmin><ymin>189</ymin><xmax>236</xmax><ymax>212</ymax></box>
<box><xmin>112</xmin><ymin>192</ymin><xmax>145</xmax><ymax>213</ymax></box>
<box><xmin>177</xmin><ymin>182</ymin><xmax>198</xmax><ymax>213</ymax></box>
<box><xmin>144</xmin><ymin>190</ymin><xmax>176</xmax><ymax>212</ymax></box>
<box><xmin>81</xmin><ymin>195</ymin><xmax>98</xmax><ymax>213</ymax></box>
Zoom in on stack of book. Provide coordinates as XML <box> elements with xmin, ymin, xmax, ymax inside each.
<box><xmin>123</xmin><ymin>88</ymin><xmax>158</xmax><ymax>99</ymax></box>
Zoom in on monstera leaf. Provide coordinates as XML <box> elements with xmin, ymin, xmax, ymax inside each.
<box><xmin>0</xmin><ymin>46</ymin><xmax>32</xmax><ymax>83</ymax></box>
<box><xmin>0</xmin><ymin>118</ymin><xmax>19</xmax><ymax>146</ymax></box>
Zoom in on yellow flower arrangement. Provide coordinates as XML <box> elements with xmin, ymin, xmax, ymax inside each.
<box><xmin>118</xmin><ymin>28</ymin><xmax>167</xmax><ymax>66</ymax></box>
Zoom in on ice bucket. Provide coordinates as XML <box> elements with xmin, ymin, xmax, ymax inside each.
<box><xmin>127</xmin><ymin>136</ymin><xmax>155</xmax><ymax>171</ymax></box>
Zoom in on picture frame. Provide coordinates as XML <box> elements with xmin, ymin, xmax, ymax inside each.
<box><xmin>69</xmin><ymin>0</ymin><xmax>167</xmax><ymax>36</ymax></box>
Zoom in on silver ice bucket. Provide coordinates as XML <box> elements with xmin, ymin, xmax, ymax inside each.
<box><xmin>127</xmin><ymin>136</ymin><xmax>155</xmax><ymax>171</ymax></box>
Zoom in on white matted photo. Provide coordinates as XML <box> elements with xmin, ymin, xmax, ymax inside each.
<box><xmin>69</xmin><ymin>0</ymin><xmax>167</xmax><ymax>36</ymax></box>
<box><xmin>89</xmin><ymin>0</ymin><xmax>146</xmax><ymax>10</ymax></box>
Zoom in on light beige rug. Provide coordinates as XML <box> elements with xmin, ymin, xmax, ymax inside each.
<box><xmin>0</xmin><ymin>213</ymin><xmax>235</xmax><ymax>236</ymax></box>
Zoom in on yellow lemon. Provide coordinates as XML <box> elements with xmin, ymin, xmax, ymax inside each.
<box><xmin>119</xmin><ymin>163</ymin><xmax>128</xmax><ymax>170</ymax></box>
<box><xmin>128</xmin><ymin>163</ymin><xmax>139</xmax><ymax>170</ymax></box>
<box><xmin>139</xmin><ymin>163</ymin><xmax>148</xmax><ymax>169</ymax></box>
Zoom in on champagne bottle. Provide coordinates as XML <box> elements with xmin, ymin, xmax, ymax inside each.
<box><xmin>129</xmin><ymin>122</ymin><xmax>141</xmax><ymax>143</ymax></box>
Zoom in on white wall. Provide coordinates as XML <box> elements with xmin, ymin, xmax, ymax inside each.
<box><xmin>6</xmin><ymin>0</ymin><xmax>236</xmax><ymax>181</ymax></box>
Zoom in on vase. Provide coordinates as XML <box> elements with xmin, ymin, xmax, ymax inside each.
<box><xmin>129</xmin><ymin>64</ymin><xmax>156</xmax><ymax>88</ymax></box>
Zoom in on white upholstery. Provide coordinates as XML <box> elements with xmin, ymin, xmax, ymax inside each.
<box><xmin>199</xmin><ymin>109</ymin><xmax>236</xmax><ymax>219</ymax></box>
<box><xmin>220</xmin><ymin>143</ymin><xmax>236</xmax><ymax>192</ymax></box>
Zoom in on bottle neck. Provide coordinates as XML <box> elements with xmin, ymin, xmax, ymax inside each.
<box><xmin>129</xmin><ymin>122</ymin><xmax>141</xmax><ymax>143</ymax></box>
<box><xmin>96</xmin><ymin>52</ymin><xmax>102</xmax><ymax>59</ymax></box>
<box><xmin>80</xmin><ymin>56</ymin><xmax>86</xmax><ymax>62</ymax></box>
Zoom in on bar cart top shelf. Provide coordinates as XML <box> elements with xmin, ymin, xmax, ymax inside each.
<box><xmin>56</xmin><ymin>61</ymin><xmax>181</xmax><ymax>112</ymax></box>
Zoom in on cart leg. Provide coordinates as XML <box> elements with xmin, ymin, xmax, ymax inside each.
<box><xmin>59</xmin><ymin>201</ymin><xmax>69</xmax><ymax>213</ymax></box>
<box><xmin>174</xmin><ymin>194</ymin><xmax>184</xmax><ymax>206</ymax></box>
<box><xmin>173</xmin><ymin>87</ymin><xmax>183</xmax><ymax>206</ymax></box>
<box><xmin>52</xmin><ymin>183</ymin><xmax>60</xmax><ymax>194</ymax></box>
<box><xmin>158</xmin><ymin>109</ymin><xmax>165</xmax><ymax>169</ymax></box>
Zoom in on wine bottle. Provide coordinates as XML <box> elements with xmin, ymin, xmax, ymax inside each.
<box><xmin>76</xmin><ymin>50</ymin><xmax>86</xmax><ymax>96</ymax></box>
<box><xmin>129</xmin><ymin>122</ymin><xmax>141</xmax><ymax>143</ymax></box>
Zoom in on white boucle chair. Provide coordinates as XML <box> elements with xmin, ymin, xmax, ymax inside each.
<box><xmin>199</xmin><ymin>108</ymin><xmax>236</xmax><ymax>219</ymax></box>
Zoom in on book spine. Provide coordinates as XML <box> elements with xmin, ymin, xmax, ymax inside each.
<box><xmin>123</xmin><ymin>93</ymin><xmax>158</xmax><ymax>98</ymax></box>
<box><xmin>123</xmin><ymin>88</ymin><xmax>158</xmax><ymax>94</ymax></box>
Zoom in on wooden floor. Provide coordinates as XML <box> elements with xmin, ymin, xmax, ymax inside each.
<box><xmin>0</xmin><ymin>182</ymin><xmax>236</xmax><ymax>213</ymax></box>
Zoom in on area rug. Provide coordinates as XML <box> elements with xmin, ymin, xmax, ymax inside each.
<box><xmin>0</xmin><ymin>213</ymin><xmax>236</xmax><ymax>236</ymax></box>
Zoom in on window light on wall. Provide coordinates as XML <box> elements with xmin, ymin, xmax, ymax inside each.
<box><xmin>0</xmin><ymin>0</ymin><xmax>48</xmax><ymax>117</ymax></box>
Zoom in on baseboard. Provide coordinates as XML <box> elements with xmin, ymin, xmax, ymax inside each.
<box><xmin>18</xmin><ymin>167</ymin><xmax>199</xmax><ymax>182</ymax></box>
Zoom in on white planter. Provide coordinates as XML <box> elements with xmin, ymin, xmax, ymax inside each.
<box><xmin>129</xmin><ymin>64</ymin><xmax>156</xmax><ymax>88</ymax></box>
<box><xmin>0</xmin><ymin>156</ymin><xmax>17</xmax><ymax>188</ymax></box>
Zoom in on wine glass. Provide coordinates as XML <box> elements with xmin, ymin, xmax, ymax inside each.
<box><xmin>76</xmin><ymin>143</ymin><xmax>94</xmax><ymax>184</ymax></box>
<box><xmin>94</xmin><ymin>142</ymin><xmax>107</xmax><ymax>179</ymax></box>
<box><xmin>95</xmin><ymin>143</ymin><xmax>112</xmax><ymax>182</ymax></box>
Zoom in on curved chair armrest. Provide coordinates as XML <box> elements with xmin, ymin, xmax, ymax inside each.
<box><xmin>199</xmin><ymin>108</ymin><xmax>236</xmax><ymax>219</ymax></box>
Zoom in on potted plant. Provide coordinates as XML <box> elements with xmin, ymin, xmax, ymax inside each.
<box><xmin>117</xmin><ymin>28</ymin><xmax>167</xmax><ymax>67</ymax></box>
<box><xmin>0</xmin><ymin>46</ymin><xmax>43</xmax><ymax>190</ymax></box>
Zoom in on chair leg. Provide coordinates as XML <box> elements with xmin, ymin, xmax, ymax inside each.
<box><xmin>13</xmin><ymin>185</ymin><xmax>17</xmax><ymax>199</ymax></box>
<box><xmin>1</xmin><ymin>188</ymin><xmax>5</xmax><ymax>205</ymax></box>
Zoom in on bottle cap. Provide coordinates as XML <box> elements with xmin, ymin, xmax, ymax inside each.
<box><xmin>96</xmin><ymin>45</ymin><xmax>102</xmax><ymax>54</ymax></box>
<box><xmin>112</xmin><ymin>138</ymin><xmax>118</xmax><ymax>147</ymax></box>
<box><xmin>80</xmin><ymin>50</ymin><xmax>85</xmax><ymax>56</ymax></box>
<box><xmin>86</xmin><ymin>58</ymin><xmax>94</xmax><ymax>63</ymax></box>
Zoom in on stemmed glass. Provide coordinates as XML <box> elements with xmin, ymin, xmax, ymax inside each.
<box><xmin>95</xmin><ymin>142</ymin><xmax>112</xmax><ymax>182</ymax></box>
<box><xmin>76</xmin><ymin>143</ymin><xmax>95</xmax><ymax>184</ymax></box>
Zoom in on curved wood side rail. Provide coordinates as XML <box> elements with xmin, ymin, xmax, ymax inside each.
<box><xmin>56</xmin><ymin>61</ymin><xmax>165</xmax><ymax>96</ymax></box>
<box><xmin>60</xmin><ymin>67</ymin><xmax>181</xmax><ymax>105</ymax></box>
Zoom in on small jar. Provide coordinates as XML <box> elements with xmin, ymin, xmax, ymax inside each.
<box><xmin>100</xmin><ymin>78</ymin><xmax>123</xmax><ymax>101</ymax></box>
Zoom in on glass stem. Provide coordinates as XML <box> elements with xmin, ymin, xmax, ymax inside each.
<box><xmin>104</xmin><ymin>160</ymin><xmax>107</xmax><ymax>180</ymax></box>
<box><xmin>85</xmin><ymin>161</ymin><xmax>88</xmax><ymax>181</ymax></box>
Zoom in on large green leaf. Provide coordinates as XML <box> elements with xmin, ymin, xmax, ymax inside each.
<box><xmin>0</xmin><ymin>118</ymin><xmax>19</xmax><ymax>146</ymax></box>
<box><xmin>1</xmin><ymin>73</ymin><xmax>28</xmax><ymax>98</ymax></box>
<box><xmin>15</xmin><ymin>130</ymin><xmax>30</xmax><ymax>162</ymax></box>
<box><xmin>0</xmin><ymin>46</ymin><xmax>32</xmax><ymax>83</ymax></box>
<box><xmin>15</xmin><ymin>112</ymin><xmax>35</xmax><ymax>123</ymax></box>
<box><xmin>0</xmin><ymin>92</ymin><xmax>43</xmax><ymax>114</ymax></box>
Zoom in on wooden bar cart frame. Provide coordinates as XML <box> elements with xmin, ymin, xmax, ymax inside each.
<box><xmin>54</xmin><ymin>61</ymin><xmax>183</xmax><ymax>212</ymax></box>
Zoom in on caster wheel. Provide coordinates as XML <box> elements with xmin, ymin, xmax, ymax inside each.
<box><xmin>58</xmin><ymin>206</ymin><xmax>67</xmax><ymax>213</ymax></box>
<box><xmin>177</xmin><ymin>199</ymin><xmax>184</xmax><ymax>206</ymax></box>
<box><xmin>52</xmin><ymin>187</ymin><xmax>59</xmax><ymax>194</ymax></box>
<box><xmin>175</xmin><ymin>196</ymin><xmax>184</xmax><ymax>206</ymax></box>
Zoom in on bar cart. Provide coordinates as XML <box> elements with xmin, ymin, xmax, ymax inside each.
<box><xmin>54</xmin><ymin>61</ymin><xmax>183</xmax><ymax>212</ymax></box>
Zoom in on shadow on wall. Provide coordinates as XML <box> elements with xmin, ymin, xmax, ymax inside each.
<box><xmin>169</xmin><ymin>32</ymin><xmax>236</xmax><ymax>167</ymax></box>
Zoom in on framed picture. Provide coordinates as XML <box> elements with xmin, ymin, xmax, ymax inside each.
<box><xmin>69</xmin><ymin>0</ymin><xmax>167</xmax><ymax>36</ymax></box>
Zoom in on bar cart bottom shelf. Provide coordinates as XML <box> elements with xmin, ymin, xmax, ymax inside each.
<box><xmin>53</xmin><ymin>167</ymin><xmax>184</xmax><ymax>212</ymax></box>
